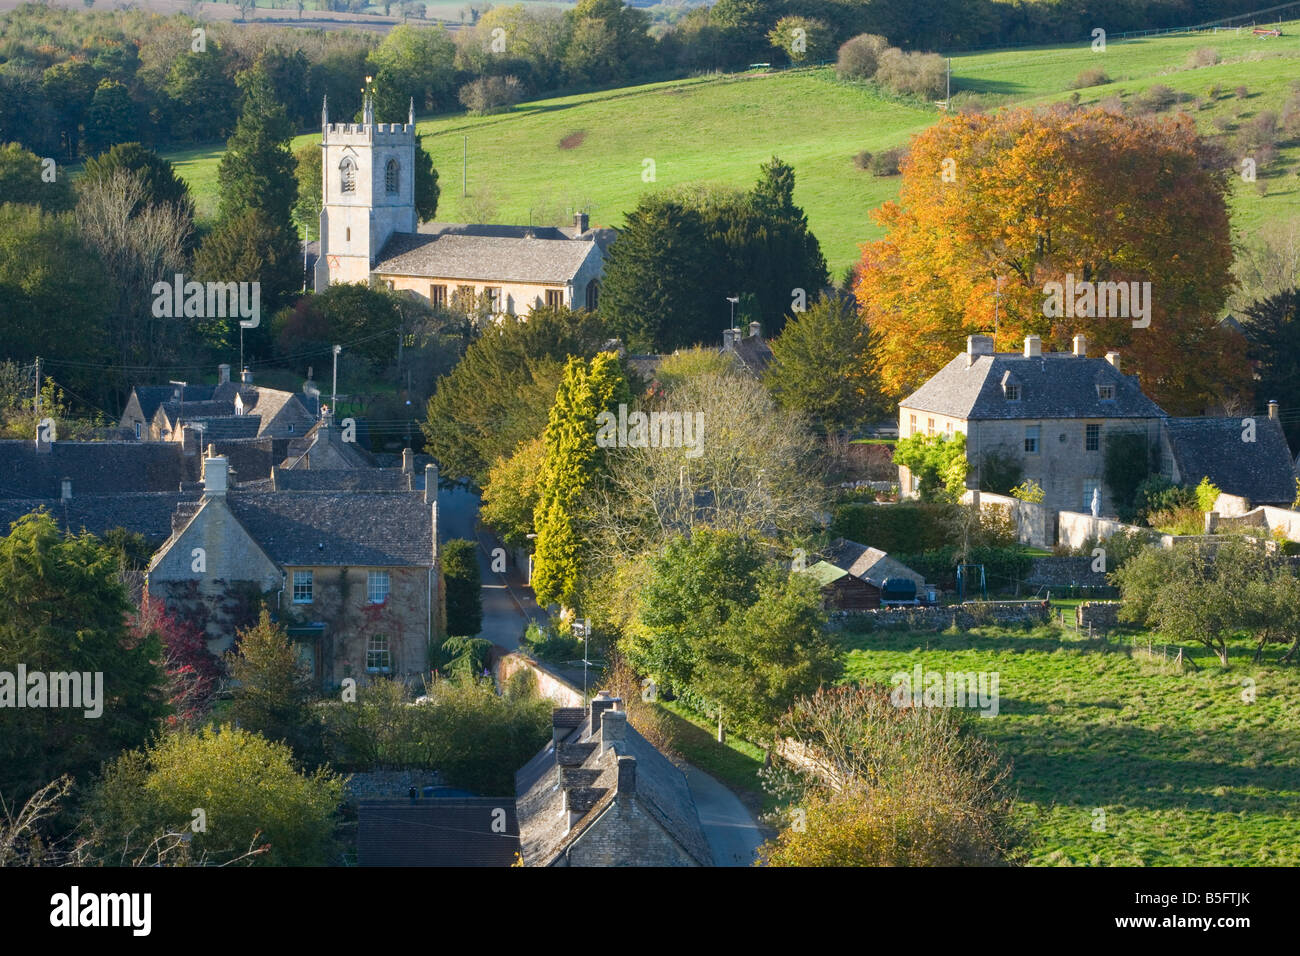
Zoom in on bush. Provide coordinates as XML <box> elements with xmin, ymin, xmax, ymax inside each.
<box><xmin>1132</xmin><ymin>84</ymin><xmax>1178</xmax><ymax>113</ymax></box>
<box><xmin>1148</xmin><ymin>505</ymin><xmax>1205</xmax><ymax>536</ymax></box>
<box><xmin>836</xmin><ymin>33</ymin><xmax>891</xmax><ymax>80</ymax></box>
<box><xmin>977</xmin><ymin>450</ymin><xmax>1022</xmax><ymax>495</ymax></box>
<box><xmin>522</xmin><ymin>619</ymin><xmax>583</xmax><ymax>663</ymax></box>
<box><xmin>458</xmin><ymin>75</ymin><xmax>522</xmax><ymax>115</ymax></box>
<box><xmin>1195</xmin><ymin>477</ymin><xmax>1222</xmax><ymax>513</ymax></box>
<box><xmin>853</xmin><ymin>150</ymin><xmax>873</xmax><ymax>170</ymax></box>
<box><xmin>1186</xmin><ymin>47</ymin><xmax>1220</xmax><ymax>68</ymax></box>
<box><xmin>442</xmin><ymin>538</ymin><xmax>484</xmax><ymax>637</ymax></box>
<box><xmin>1070</xmin><ymin>68</ymin><xmax>1111</xmax><ymax>89</ymax></box>
<box><xmin>868</xmin><ymin>146</ymin><xmax>907</xmax><ymax>176</ymax></box>
<box><xmin>1236</xmin><ymin>86</ymin><xmax>1249</xmax><ymax>99</ymax></box>
<box><xmin>1133</xmin><ymin>476</ymin><xmax>1196</xmax><ymax>524</ymax></box>
<box><xmin>1010</xmin><ymin>479</ymin><xmax>1045</xmax><ymax>503</ymax></box>
<box><xmin>874</xmin><ymin>48</ymin><xmax>947</xmax><ymax>99</ymax></box>
<box><xmin>831</xmin><ymin>501</ymin><xmax>954</xmax><ymax>553</ymax></box>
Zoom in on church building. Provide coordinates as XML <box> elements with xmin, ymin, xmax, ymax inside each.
<box><xmin>314</xmin><ymin>94</ymin><xmax>607</xmax><ymax>317</ymax></box>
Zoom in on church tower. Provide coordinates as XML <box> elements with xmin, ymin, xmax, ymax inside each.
<box><xmin>314</xmin><ymin>91</ymin><xmax>417</xmax><ymax>291</ymax></box>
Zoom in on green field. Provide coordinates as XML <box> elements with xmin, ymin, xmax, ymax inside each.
<box><xmin>842</xmin><ymin>623</ymin><xmax>1300</xmax><ymax>866</ymax></box>
<box><xmin>166</xmin><ymin>20</ymin><xmax>1300</xmax><ymax>274</ymax></box>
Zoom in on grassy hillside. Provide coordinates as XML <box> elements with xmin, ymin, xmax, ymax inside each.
<box><xmin>166</xmin><ymin>20</ymin><xmax>1300</xmax><ymax>275</ymax></box>
<box><xmin>842</xmin><ymin>624</ymin><xmax>1300</xmax><ymax>866</ymax></box>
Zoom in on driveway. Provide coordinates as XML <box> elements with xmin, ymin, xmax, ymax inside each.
<box><xmin>681</xmin><ymin>764</ymin><xmax>764</xmax><ymax>867</ymax></box>
<box><xmin>437</xmin><ymin>483</ymin><xmax>544</xmax><ymax>651</ymax></box>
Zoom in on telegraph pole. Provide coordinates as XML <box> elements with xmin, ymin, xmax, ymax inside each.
<box><xmin>331</xmin><ymin>344</ymin><xmax>342</xmax><ymax>415</ymax></box>
<box><xmin>33</xmin><ymin>356</ymin><xmax>41</xmax><ymax>415</ymax></box>
<box><xmin>463</xmin><ymin>136</ymin><xmax>467</xmax><ymax>199</ymax></box>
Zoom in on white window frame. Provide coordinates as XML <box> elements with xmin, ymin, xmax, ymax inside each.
<box><xmin>367</xmin><ymin>570</ymin><xmax>390</xmax><ymax>605</ymax></box>
<box><xmin>1085</xmin><ymin>423</ymin><xmax>1100</xmax><ymax>452</ymax></box>
<box><xmin>1005</xmin><ymin>383</ymin><xmax>1020</xmax><ymax>401</ymax></box>
<box><xmin>292</xmin><ymin>570</ymin><xmax>313</xmax><ymax>604</ymax></box>
<box><xmin>366</xmin><ymin>634</ymin><xmax>391</xmax><ymax>673</ymax></box>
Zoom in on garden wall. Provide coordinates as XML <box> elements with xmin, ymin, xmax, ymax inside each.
<box><xmin>1057</xmin><ymin>511</ymin><xmax>1150</xmax><ymax>550</ymax></box>
<box><xmin>1218</xmin><ymin>505</ymin><xmax>1300</xmax><ymax>543</ymax></box>
<box><xmin>834</xmin><ymin>600</ymin><xmax>1050</xmax><ymax>631</ymax></box>
<box><xmin>1026</xmin><ymin>556</ymin><xmax>1108</xmax><ymax>588</ymax></box>
<box><xmin>493</xmin><ymin>650</ymin><xmax>584</xmax><ymax>707</ymax></box>
<box><xmin>961</xmin><ymin>490</ymin><xmax>1055</xmax><ymax>549</ymax></box>
<box><xmin>1076</xmin><ymin>601</ymin><xmax>1123</xmax><ymax>631</ymax></box>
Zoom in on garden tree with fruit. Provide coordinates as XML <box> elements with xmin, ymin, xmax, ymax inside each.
<box><xmin>531</xmin><ymin>351</ymin><xmax>630</xmax><ymax>611</ymax></box>
<box><xmin>855</xmin><ymin>105</ymin><xmax>1250</xmax><ymax>414</ymax></box>
<box><xmin>759</xmin><ymin>685</ymin><xmax>1029</xmax><ymax>866</ymax></box>
<box><xmin>765</xmin><ymin>292</ymin><xmax>884</xmax><ymax>435</ymax></box>
<box><xmin>0</xmin><ymin>513</ymin><xmax>166</xmax><ymax>810</ymax></box>
<box><xmin>84</xmin><ymin>725</ymin><xmax>345</xmax><ymax>866</ymax></box>
<box><xmin>892</xmin><ymin>432</ymin><xmax>968</xmax><ymax>502</ymax></box>
<box><xmin>1114</xmin><ymin>538</ymin><xmax>1300</xmax><ymax>665</ymax></box>
<box><xmin>421</xmin><ymin>305</ymin><xmax>612</xmax><ymax>482</ymax></box>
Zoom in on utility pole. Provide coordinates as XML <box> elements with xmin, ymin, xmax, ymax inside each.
<box><xmin>33</xmin><ymin>356</ymin><xmax>40</xmax><ymax>415</ymax></box>
<box><xmin>462</xmin><ymin>135</ymin><xmax>467</xmax><ymax>199</ymax></box>
<box><xmin>946</xmin><ymin>58</ymin><xmax>951</xmax><ymax>109</ymax></box>
<box><xmin>331</xmin><ymin>344</ymin><xmax>341</xmax><ymax>416</ymax></box>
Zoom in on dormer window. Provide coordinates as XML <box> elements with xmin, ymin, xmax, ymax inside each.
<box><xmin>1005</xmin><ymin>384</ymin><xmax>1020</xmax><ymax>401</ymax></box>
<box><xmin>340</xmin><ymin>157</ymin><xmax>357</xmax><ymax>193</ymax></box>
<box><xmin>1097</xmin><ymin>385</ymin><xmax>1115</xmax><ymax>401</ymax></box>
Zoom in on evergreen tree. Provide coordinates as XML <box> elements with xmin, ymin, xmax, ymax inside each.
<box><xmin>226</xmin><ymin>609</ymin><xmax>318</xmax><ymax>761</ymax></box>
<box><xmin>216</xmin><ymin>60</ymin><xmax>298</xmax><ymax>225</ymax></box>
<box><xmin>531</xmin><ymin>352</ymin><xmax>629</xmax><ymax>610</ymax></box>
<box><xmin>0</xmin><ymin>513</ymin><xmax>166</xmax><ymax>808</ymax></box>
<box><xmin>84</xmin><ymin>79</ymin><xmax>135</xmax><ymax>157</ymax></box>
<box><xmin>0</xmin><ymin>141</ymin><xmax>76</xmax><ymax>212</ymax></box>
<box><xmin>82</xmin><ymin>142</ymin><xmax>197</xmax><ymax>224</ymax></box>
<box><xmin>442</xmin><ymin>538</ymin><xmax>484</xmax><ymax>636</ymax></box>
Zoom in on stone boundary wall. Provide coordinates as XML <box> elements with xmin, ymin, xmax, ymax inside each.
<box><xmin>1218</xmin><ymin>505</ymin><xmax>1300</xmax><ymax>543</ymax></box>
<box><xmin>961</xmin><ymin>490</ymin><xmax>1055</xmax><ymax>549</ymax></box>
<box><xmin>344</xmin><ymin>769</ymin><xmax>445</xmax><ymax>803</ymax></box>
<box><xmin>1076</xmin><ymin>601</ymin><xmax>1123</xmax><ymax>630</ymax></box>
<box><xmin>1026</xmin><ymin>556</ymin><xmax>1108</xmax><ymax>587</ymax></box>
<box><xmin>494</xmin><ymin>650</ymin><xmax>584</xmax><ymax>707</ymax></box>
<box><xmin>833</xmin><ymin>600</ymin><xmax>1050</xmax><ymax>631</ymax></box>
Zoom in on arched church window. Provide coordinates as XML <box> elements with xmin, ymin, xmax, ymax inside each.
<box><xmin>340</xmin><ymin>157</ymin><xmax>357</xmax><ymax>193</ymax></box>
<box><xmin>385</xmin><ymin>158</ymin><xmax>399</xmax><ymax>195</ymax></box>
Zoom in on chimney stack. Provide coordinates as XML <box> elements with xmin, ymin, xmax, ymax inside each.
<box><xmin>748</xmin><ymin>321</ymin><xmax>761</xmax><ymax>340</ymax></box>
<box><xmin>1268</xmin><ymin>400</ymin><xmax>1279</xmax><ymax>420</ymax></box>
<box><xmin>1073</xmin><ymin>334</ymin><xmax>1087</xmax><ymax>357</ymax></box>
<box><xmin>60</xmin><ymin>478</ymin><xmax>71</xmax><ymax>501</ymax></box>
<box><xmin>966</xmin><ymin>334</ymin><xmax>994</xmax><ymax>367</ymax></box>
<box><xmin>722</xmin><ymin>328</ymin><xmax>738</xmax><ymax>349</ymax></box>
<box><xmin>574</xmin><ymin>211</ymin><xmax>589</xmax><ymax>234</ymax></box>
<box><xmin>600</xmin><ymin>706</ymin><xmax>627</xmax><ymax>753</ymax></box>
<box><xmin>589</xmin><ymin>690</ymin><xmax>618</xmax><ymax>734</ymax></box>
<box><xmin>218</xmin><ymin>363</ymin><xmax>231</xmax><ymax>385</ymax></box>
<box><xmin>402</xmin><ymin>448</ymin><xmax>413</xmax><ymax>475</ymax></box>
<box><xmin>1105</xmin><ymin>351</ymin><xmax>1121</xmax><ymax>373</ymax></box>
<box><xmin>241</xmin><ymin>367</ymin><xmax>253</xmax><ymax>384</ymax></box>
<box><xmin>202</xmin><ymin>454</ymin><xmax>228</xmax><ymax>497</ymax></box>
<box><xmin>181</xmin><ymin>424</ymin><xmax>199</xmax><ymax>457</ymax></box>
<box><xmin>1023</xmin><ymin>335</ymin><xmax>1041</xmax><ymax>358</ymax></box>
<box><xmin>424</xmin><ymin>462</ymin><xmax>439</xmax><ymax>505</ymax></box>
<box><xmin>616</xmin><ymin>754</ymin><xmax>636</xmax><ymax>797</ymax></box>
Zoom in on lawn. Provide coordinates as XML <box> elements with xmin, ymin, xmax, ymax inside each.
<box><xmin>654</xmin><ymin>698</ymin><xmax>776</xmax><ymax>818</ymax></box>
<box><xmin>841</xmin><ymin>622</ymin><xmax>1300</xmax><ymax>865</ymax></box>
<box><xmin>164</xmin><ymin>19</ymin><xmax>1300</xmax><ymax>275</ymax></box>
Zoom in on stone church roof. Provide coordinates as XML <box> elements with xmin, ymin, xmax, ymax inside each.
<box><xmin>372</xmin><ymin>229</ymin><xmax>600</xmax><ymax>285</ymax></box>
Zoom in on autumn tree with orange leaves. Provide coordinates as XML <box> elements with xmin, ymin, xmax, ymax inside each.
<box><xmin>855</xmin><ymin>105</ymin><xmax>1250</xmax><ymax>414</ymax></box>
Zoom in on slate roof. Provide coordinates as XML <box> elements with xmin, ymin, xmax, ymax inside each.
<box><xmin>824</xmin><ymin>538</ymin><xmax>926</xmax><ymax>587</ymax></box>
<box><xmin>722</xmin><ymin>333</ymin><xmax>773</xmax><ymax>376</ymax></box>
<box><xmin>225</xmin><ymin>491</ymin><xmax>434</xmax><ymax>567</ymax></box>
<box><xmin>901</xmin><ymin>351</ymin><xmax>1166</xmax><ymax>421</ymax></box>
<box><xmin>515</xmin><ymin>708</ymin><xmax>712</xmax><ymax>867</ymax></box>
<box><xmin>372</xmin><ymin>230</ymin><xmax>599</xmax><ymax>284</ymax></box>
<box><xmin>272</xmin><ymin>468</ymin><xmax>412</xmax><ymax>492</ymax></box>
<box><xmin>0</xmin><ymin>492</ymin><xmax>190</xmax><ymax>541</ymax></box>
<box><xmin>156</xmin><ymin>400</ymin><xmax>236</xmax><ymax>426</ymax></box>
<box><xmin>211</xmin><ymin>383</ymin><xmax>320</xmax><ymax>427</ymax></box>
<box><xmin>0</xmin><ymin>441</ymin><xmax>197</xmax><ymax>499</ymax></box>
<box><xmin>356</xmin><ymin>799</ymin><xmax>519</xmax><ymax>867</ymax></box>
<box><xmin>129</xmin><ymin>385</ymin><xmax>216</xmax><ymax>424</ymax></box>
<box><xmin>1165</xmin><ymin>416</ymin><xmax>1297</xmax><ymax>506</ymax></box>
<box><xmin>208</xmin><ymin>437</ymin><xmax>278</xmax><ymax>484</ymax></box>
<box><xmin>182</xmin><ymin>416</ymin><xmax>263</xmax><ymax>440</ymax></box>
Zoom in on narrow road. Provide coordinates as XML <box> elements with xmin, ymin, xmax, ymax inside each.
<box><xmin>680</xmin><ymin>764</ymin><xmax>764</xmax><ymax>867</ymax></box>
<box><xmin>436</xmin><ymin>482</ymin><xmax>544</xmax><ymax>651</ymax></box>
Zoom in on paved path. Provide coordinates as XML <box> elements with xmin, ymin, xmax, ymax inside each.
<box><xmin>681</xmin><ymin>764</ymin><xmax>764</xmax><ymax>867</ymax></box>
<box><xmin>437</xmin><ymin>483</ymin><xmax>544</xmax><ymax>651</ymax></box>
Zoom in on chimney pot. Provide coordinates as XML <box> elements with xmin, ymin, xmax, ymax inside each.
<box><xmin>1023</xmin><ymin>335</ymin><xmax>1041</xmax><ymax>358</ymax></box>
<box><xmin>241</xmin><ymin>367</ymin><xmax>253</xmax><ymax>384</ymax></box>
<box><xmin>202</xmin><ymin>455</ymin><xmax>228</xmax><ymax>497</ymax></box>
<box><xmin>218</xmin><ymin>363</ymin><xmax>231</xmax><ymax>385</ymax></box>
<box><xmin>590</xmin><ymin>690</ymin><xmax>620</xmax><ymax>736</ymax></box>
<box><xmin>748</xmin><ymin>321</ymin><xmax>761</xmax><ymax>339</ymax></box>
<box><xmin>574</xmin><ymin>211</ymin><xmax>589</xmax><ymax>233</ymax></box>
<box><xmin>1268</xmin><ymin>400</ymin><xmax>1279</xmax><ymax>420</ymax></box>
<box><xmin>1073</xmin><ymin>334</ymin><xmax>1087</xmax><ymax>357</ymax></box>
<box><xmin>60</xmin><ymin>478</ymin><xmax>71</xmax><ymax>501</ymax></box>
<box><xmin>966</xmin><ymin>335</ymin><xmax>995</xmax><ymax>366</ymax></box>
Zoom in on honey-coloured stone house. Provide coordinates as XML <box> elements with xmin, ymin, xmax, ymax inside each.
<box><xmin>147</xmin><ymin>452</ymin><xmax>442</xmax><ymax>687</ymax></box>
